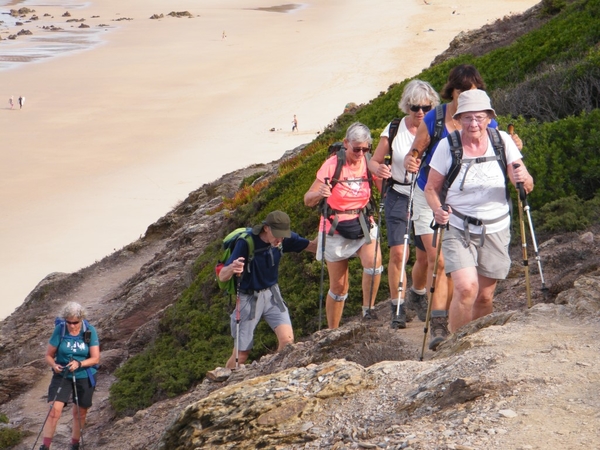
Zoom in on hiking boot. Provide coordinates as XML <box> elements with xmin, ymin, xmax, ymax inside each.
<box><xmin>39</xmin><ymin>446</ymin><xmax>50</xmax><ymax>450</ymax></box>
<box><xmin>362</xmin><ymin>309</ymin><xmax>378</xmax><ymax>321</ymax></box>
<box><xmin>390</xmin><ymin>302</ymin><xmax>406</xmax><ymax>329</ymax></box>
<box><xmin>429</xmin><ymin>315</ymin><xmax>450</xmax><ymax>350</ymax></box>
<box><xmin>406</xmin><ymin>289</ymin><xmax>428</xmax><ymax>322</ymax></box>
<box><xmin>70</xmin><ymin>444</ymin><xmax>80</xmax><ymax>450</ymax></box>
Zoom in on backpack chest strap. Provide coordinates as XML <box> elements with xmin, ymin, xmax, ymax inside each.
<box><xmin>457</xmin><ymin>154</ymin><xmax>502</xmax><ymax>191</ymax></box>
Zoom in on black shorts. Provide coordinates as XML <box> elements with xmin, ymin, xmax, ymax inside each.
<box><xmin>47</xmin><ymin>372</ymin><xmax>95</xmax><ymax>408</ymax></box>
<box><xmin>384</xmin><ymin>189</ymin><xmax>410</xmax><ymax>247</ymax></box>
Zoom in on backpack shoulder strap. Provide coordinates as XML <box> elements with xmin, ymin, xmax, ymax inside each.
<box><xmin>330</xmin><ymin>148</ymin><xmax>347</xmax><ymax>189</ymax></box>
<box><xmin>488</xmin><ymin>128</ymin><xmax>507</xmax><ymax>175</ymax></box>
<box><xmin>241</xmin><ymin>231</ymin><xmax>255</xmax><ymax>262</ymax></box>
<box><xmin>387</xmin><ymin>118</ymin><xmax>402</xmax><ymax>161</ymax></box>
<box><xmin>440</xmin><ymin>130</ymin><xmax>463</xmax><ymax>205</ymax></box>
<box><xmin>428</xmin><ymin>104</ymin><xmax>445</xmax><ymax>152</ymax></box>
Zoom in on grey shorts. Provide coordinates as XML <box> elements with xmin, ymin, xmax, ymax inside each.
<box><xmin>384</xmin><ymin>189</ymin><xmax>410</xmax><ymax>247</ymax></box>
<box><xmin>442</xmin><ymin>225</ymin><xmax>511</xmax><ymax>279</ymax></box>
<box><xmin>230</xmin><ymin>284</ymin><xmax>291</xmax><ymax>351</ymax></box>
<box><xmin>412</xmin><ymin>186</ymin><xmax>434</xmax><ymax>236</ymax></box>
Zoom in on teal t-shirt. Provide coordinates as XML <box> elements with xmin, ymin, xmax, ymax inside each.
<box><xmin>49</xmin><ymin>323</ymin><xmax>99</xmax><ymax>379</ymax></box>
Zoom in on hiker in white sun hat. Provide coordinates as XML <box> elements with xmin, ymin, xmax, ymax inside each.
<box><xmin>424</xmin><ymin>89</ymin><xmax>534</xmax><ymax>335</ymax></box>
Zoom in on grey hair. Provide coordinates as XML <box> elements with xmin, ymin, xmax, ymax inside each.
<box><xmin>62</xmin><ymin>302</ymin><xmax>86</xmax><ymax>320</ymax></box>
<box><xmin>345</xmin><ymin>122</ymin><xmax>372</xmax><ymax>145</ymax></box>
<box><xmin>399</xmin><ymin>79</ymin><xmax>440</xmax><ymax>114</ymax></box>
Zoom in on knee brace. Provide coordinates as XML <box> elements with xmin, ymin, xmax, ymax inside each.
<box><xmin>328</xmin><ymin>290</ymin><xmax>348</xmax><ymax>302</ymax></box>
<box><xmin>364</xmin><ymin>265</ymin><xmax>384</xmax><ymax>276</ymax></box>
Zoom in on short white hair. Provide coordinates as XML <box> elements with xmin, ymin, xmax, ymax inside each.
<box><xmin>399</xmin><ymin>79</ymin><xmax>440</xmax><ymax>114</ymax></box>
<box><xmin>61</xmin><ymin>302</ymin><xmax>86</xmax><ymax>320</ymax></box>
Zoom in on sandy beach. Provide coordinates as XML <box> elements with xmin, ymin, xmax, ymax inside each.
<box><xmin>0</xmin><ymin>0</ymin><xmax>539</xmax><ymax>319</ymax></box>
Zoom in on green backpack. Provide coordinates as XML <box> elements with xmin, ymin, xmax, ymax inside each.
<box><xmin>215</xmin><ymin>228</ymin><xmax>255</xmax><ymax>295</ymax></box>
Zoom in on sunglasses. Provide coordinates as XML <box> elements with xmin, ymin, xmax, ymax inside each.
<box><xmin>351</xmin><ymin>146</ymin><xmax>371</xmax><ymax>153</ymax></box>
<box><xmin>409</xmin><ymin>104</ymin><xmax>433</xmax><ymax>113</ymax></box>
<box><xmin>65</xmin><ymin>320</ymin><xmax>80</xmax><ymax>325</ymax></box>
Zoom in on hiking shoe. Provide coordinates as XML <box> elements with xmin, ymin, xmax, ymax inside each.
<box><xmin>362</xmin><ymin>309</ymin><xmax>378</xmax><ymax>321</ymax></box>
<box><xmin>39</xmin><ymin>446</ymin><xmax>50</xmax><ymax>450</ymax></box>
<box><xmin>406</xmin><ymin>289</ymin><xmax>428</xmax><ymax>322</ymax></box>
<box><xmin>390</xmin><ymin>303</ymin><xmax>406</xmax><ymax>329</ymax></box>
<box><xmin>70</xmin><ymin>444</ymin><xmax>80</xmax><ymax>450</ymax></box>
<box><xmin>428</xmin><ymin>316</ymin><xmax>449</xmax><ymax>350</ymax></box>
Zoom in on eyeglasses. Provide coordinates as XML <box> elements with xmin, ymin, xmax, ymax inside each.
<box><xmin>460</xmin><ymin>114</ymin><xmax>489</xmax><ymax>124</ymax></box>
<box><xmin>409</xmin><ymin>104</ymin><xmax>433</xmax><ymax>113</ymax></box>
<box><xmin>65</xmin><ymin>320</ymin><xmax>80</xmax><ymax>325</ymax></box>
<box><xmin>351</xmin><ymin>146</ymin><xmax>371</xmax><ymax>153</ymax></box>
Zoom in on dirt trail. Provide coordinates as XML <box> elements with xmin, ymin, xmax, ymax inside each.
<box><xmin>11</xmin><ymin>241</ymin><xmax>164</xmax><ymax>449</ymax></box>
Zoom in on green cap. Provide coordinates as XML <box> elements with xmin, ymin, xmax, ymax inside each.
<box><xmin>252</xmin><ymin>210</ymin><xmax>291</xmax><ymax>238</ymax></box>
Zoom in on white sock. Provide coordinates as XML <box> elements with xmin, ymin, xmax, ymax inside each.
<box><xmin>411</xmin><ymin>287</ymin><xmax>427</xmax><ymax>296</ymax></box>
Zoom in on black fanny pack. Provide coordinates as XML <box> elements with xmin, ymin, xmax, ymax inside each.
<box><xmin>334</xmin><ymin>218</ymin><xmax>365</xmax><ymax>240</ymax></box>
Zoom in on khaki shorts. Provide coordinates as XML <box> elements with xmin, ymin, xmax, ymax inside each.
<box><xmin>316</xmin><ymin>224</ymin><xmax>378</xmax><ymax>262</ymax></box>
<box><xmin>412</xmin><ymin>186</ymin><xmax>434</xmax><ymax>236</ymax></box>
<box><xmin>442</xmin><ymin>225</ymin><xmax>511</xmax><ymax>279</ymax></box>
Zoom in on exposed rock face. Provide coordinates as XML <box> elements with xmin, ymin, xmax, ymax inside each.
<box><xmin>159</xmin><ymin>360</ymin><xmax>372</xmax><ymax>449</ymax></box>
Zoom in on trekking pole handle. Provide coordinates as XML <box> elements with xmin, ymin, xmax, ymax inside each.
<box><xmin>508</xmin><ymin>123</ymin><xmax>515</xmax><ymax>135</ymax></box>
<box><xmin>513</xmin><ymin>163</ymin><xmax>527</xmax><ymax>202</ymax></box>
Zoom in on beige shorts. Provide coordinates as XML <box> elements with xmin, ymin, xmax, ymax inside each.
<box><xmin>442</xmin><ymin>225</ymin><xmax>511</xmax><ymax>279</ymax></box>
<box><xmin>412</xmin><ymin>186</ymin><xmax>434</xmax><ymax>236</ymax></box>
<box><xmin>316</xmin><ymin>224</ymin><xmax>378</xmax><ymax>262</ymax></box>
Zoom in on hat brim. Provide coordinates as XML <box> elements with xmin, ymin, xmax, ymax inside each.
<box><xmin>270</xmin><ymin>228</ymin><xmax>291</xmax><ymax>238</ymax></box>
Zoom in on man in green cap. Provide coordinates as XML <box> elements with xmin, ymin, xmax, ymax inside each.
<box><xmin>218</xmin><ymin>211</ymin><xmax>316</xmax><ymax>369</ymax></box>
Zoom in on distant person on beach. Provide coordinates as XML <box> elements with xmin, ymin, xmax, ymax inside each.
<box><xmin>217</xmin><ymin>211</ymin><xmax>317</xmax><ymax>369</ymax></box>
<box><xmin>292</xmin><ymin>115</ymin><xmax>298</xmax><ymax>132</ymax></box>
<box><xmin>9</xmin><ymin>96</ymin><xmax>14</xmax><ymax>109</ymax></box>
<box><xmin>18</xmin><ymin>96</ymin><xmax>24</xmax><ymax>109</ymax></box>
<box><xmin>222</xmin><ymin>30</ymin><xmax>227</xmax><ymax>39</ymax></box>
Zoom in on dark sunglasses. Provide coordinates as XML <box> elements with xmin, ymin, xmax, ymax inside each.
<box><xmin>65</xmin><ymin>320</ymin><xmax>80</xmax><ymax>325</ymax></box>
<box><xmin>351</xmin><ymin>146</ymin><xmax>371</xmax><ymax>153</ymax></box>
<box><xmin>409</xmin><ymin>104</ymin><xmax>433</xmax><ymax>113</ymax></box>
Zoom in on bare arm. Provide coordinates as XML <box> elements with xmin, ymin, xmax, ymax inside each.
<box><xmin>304</xmin><ymin>178</ymin><xmax>331</xmax><ymax>208</ymax></box>
<box><xmin>218</xmin><ymin>257</ymin><xmax>245</xmax><ymax>282</ymax></box>
<box><xmin>424</xmin><ymin>168</ymin><xmax>451</xmax><ymax>226</ymax></box>
<box><xmin>508</xmin><ymin>160</ymin><xmax>534</xmax><ymax>194</ymax></box>
<box><xmin>404</xmin><ymin>120</ymin><xmax>431</xmax><ymax>173</ymax></box>
<box><xmin>304</xmin><ymin>238</ymin><xmax>318</xmax><ymax>253</ymax></box>
<box><xmin>368</xmin><ymin>137</ymin><xmax>392</xmax><ymax>180</ymax></box>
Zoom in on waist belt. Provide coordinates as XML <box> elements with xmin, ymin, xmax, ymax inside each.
<box><xmin>327</xmin><ymin>207</ymin><xmax>372</xmax><ymax>244</ymax></box>
<box><xmin>452</xmin><ymin>210</ymin><xmax>509</xmax><ymax>247</ymax></box>
<box><xmin>389</xmin><ymin>177</ymin><xmax>412</xmax><ymax>187</ymax></box>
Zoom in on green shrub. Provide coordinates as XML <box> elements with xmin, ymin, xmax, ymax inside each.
<box><xmin>0</xmin><ymin>427</ymin><xmax>23</xmax><ymax>448</ymax></box>
<box><xmin>109</xmin><ymin>0</ymin><xmax>600</xmax><ymax>415</ymax></box>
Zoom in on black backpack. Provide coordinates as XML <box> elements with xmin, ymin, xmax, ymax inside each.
<box><xmin>440</xmin><ymin>128</ymin><xmax>508</xmax><ymax>205</ymax></box>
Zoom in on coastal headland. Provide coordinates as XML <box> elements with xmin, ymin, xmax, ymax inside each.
<box><xmin>0</xmin><ymin>0</ymin><xmax>539</xmax><ymax>319</ymax></box>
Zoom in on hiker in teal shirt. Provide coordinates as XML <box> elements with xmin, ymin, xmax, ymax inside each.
<box><xmin>40</xmin><ymin>302</ymin><xmax>100</xmax><ymax>450</ymax></box>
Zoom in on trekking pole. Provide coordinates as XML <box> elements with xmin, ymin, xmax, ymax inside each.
<box><xmin>317</xmin><ymin>177</ymin><xmax>330</xmax><ymax>331</ymax></box>
<box><xmin>367</xmin><ymin>155</ymin><xmax>391</xmax><ymax>315</ymax></box>
<box><xmin>513</xmin><ymin>163</ymin><xmax>532</xmax><ymax>308</ymax></box>
<box><xmin>517</xmin><ymin>172</ymin><xmax>548</xmax><ymax>293</ymax></box>
<box><xmin>420</xmin><ymin>207</ymin><xmax>448</xmax><ymax>361</ymax></box>
<box><xmin>234</xmin><ymin>276</ymin><xmax>242</xmax><ymax>369</ymax></box>
<box><xmin>72</xmin><ymin>361</ymin><xmax>85</xmax><ymax>450</ymax></box>
<box><xmin>31</xmin><ymin>367</ymin><xmax>69</xmax><ymax>450</ymax></box>
<box><xmin>393</xmin><ymin>150</ymin><xmax>418</xmax><ymax>329</ymax></box>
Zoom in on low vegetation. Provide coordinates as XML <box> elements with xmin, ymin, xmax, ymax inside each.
<box><xmin>110</xmin><ymin>0</ymin><xmax>600</xmax><ymax>415</ymax></box>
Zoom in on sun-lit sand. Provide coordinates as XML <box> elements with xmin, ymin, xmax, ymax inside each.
<box><xmin>0</xmin><ymin>0</ymin><xmax>540</xmax><ymax>319</ymax></box>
